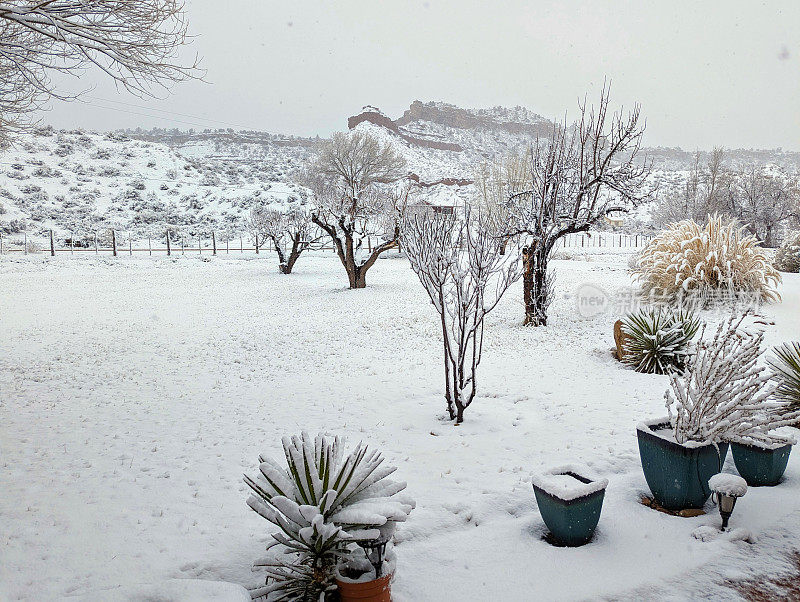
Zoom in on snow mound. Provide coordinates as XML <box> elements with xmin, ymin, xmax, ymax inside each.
<box><xmin>65</xmin><ymin>579</ymin><xmax>251</xmax><ymax>601</ymax></box>
<box><xmin>708</xmin><ymin>473</ymin><xmax>748</xmax><ymax>497</ymax></box>
<box><xmin>531</xmin><ymin>464</ymin><xmax>608</xmax><ymax>501</ymax></box>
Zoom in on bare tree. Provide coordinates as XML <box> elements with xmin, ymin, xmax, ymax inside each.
<box><xmin>0</xmin><ymin>1</ymin><xmax>200</xmax><ymax>144</ymax></box>
<box><xmin>401</xmin><ymin>211</ymin><xmax>521</xmax><ymax>424</ymax></box>
<box><xmin>652</xmin><ymin>148</ymin><xmax>727</xmax><ymax>226</ymax></box>
<box><xmin>726</xmin><ymin>166</ymin><xmax>799</xmax><ymax>247</ymax></box>
<box><xmin>249</xmin><ymin>207</ymin><xmax>321</xmax><ymax>274</ymax></box>
<box><xmin>306</xmin><ymin>131</ymin><xmax>408</xmax><ymax>289</ymax></box>
<box><xmin>502</xmin><ymin>85</ymin><xmax>653</xmax><ymax>326</ymax></box>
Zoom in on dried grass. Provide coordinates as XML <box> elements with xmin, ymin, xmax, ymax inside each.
<box><xmin>632</xmin><ymin>216</ymin><xmax>781</xmax><ymax>303</ymax></box>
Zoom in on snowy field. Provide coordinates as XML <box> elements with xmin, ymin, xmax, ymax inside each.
<box><xmin>2</xmin><ymin>252</ymin><xmax>800</xmax><ymax>601</ymax></box>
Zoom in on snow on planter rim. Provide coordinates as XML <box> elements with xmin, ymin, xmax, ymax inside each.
<box><xmin>708</xmin><ymin>473</ymin><xmax>748</xmax><ymax>497</ymax></box>
<box><xmin>531</xmin><ymin>464</ymin><xmax>609</xmax><ymax>502</ymax></box>
<box><xmin>637</xmin><ymin>416</ymin><xmax>719</xmax><ymax>449</ymax></box>
<box><xmin>728</xmin><ymin>433</ymin><xmax>798</xmax><ymax>449</ymax></box>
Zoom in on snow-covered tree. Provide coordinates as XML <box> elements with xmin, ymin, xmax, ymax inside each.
<box><xmin>666</xmin><ymin>314</ymin><xmax>800</xmax><ymax>445</ymax></box>
<box><xmin>401</xmin><ymin>211</ymin><xmax>521</xmax><ymax>423</ymax></box>
<box><xmin>305</xmin><ymin>131</ymin><xmax>408</xmax><ymax>289</ymax></box>
<box><xmin>249</xmin><ymin>206</ymin><xmax>321</xmax><ymax>274</ymax></box>
<box><xmin>775</xmin><ymin>230</ymin><xmax>800</xmax><ymax>273</ymax></box>
<box><xmin>245</xmin><ymin>432</ymin><xmax>414</xmax><ymax>601</ymax></box>
<box><xmin>725</xmin><ymin>166</ymin><xmax>799</xmax><ymax>248</ymax></box>
<box><xmin>651</xmin><ymin>148</ymin><xmax>727</xmax><ymax>227</ymax></box>
<box><xmin>500</xmin><ymin>84</ymin><xmax>653</xmax><ymax>326</ymax></box>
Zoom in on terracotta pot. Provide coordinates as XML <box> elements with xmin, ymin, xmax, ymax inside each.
<box><xmin>335</xmin><ymin>571</ymin><xmax>392</xmax><ymax>602</ymax></box>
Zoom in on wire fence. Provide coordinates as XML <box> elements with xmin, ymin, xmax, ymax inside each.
<box><xmin>0</xmin><ymin>229</ymin><xmax>656</xmax><ymax>257</ymax></box>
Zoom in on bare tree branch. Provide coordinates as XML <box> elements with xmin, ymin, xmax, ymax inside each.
<box><xmin>0</xmin><ymin>0</ymin><xmax>202</xmax><ymax>145</ymax></box>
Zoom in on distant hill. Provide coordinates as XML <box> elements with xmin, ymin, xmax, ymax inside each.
<box><xmin>1</xmin><ymin>101</ymin><xmax>798</xmax><ymax>241</ymax></box>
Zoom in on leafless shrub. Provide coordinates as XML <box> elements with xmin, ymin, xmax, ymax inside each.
<box><xmin>401</xmin><ymin>211</ymin><xmax>521</xmax><ymax>424</ymax></box>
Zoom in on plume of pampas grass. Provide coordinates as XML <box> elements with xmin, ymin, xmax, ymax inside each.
<box><xmin>632</xmin><ymin>216</ymin><xmax>781</xmax><ymax>303</ymax></box>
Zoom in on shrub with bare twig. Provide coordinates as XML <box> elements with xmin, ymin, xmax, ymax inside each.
<box><xmin>666</xmin><ymin>314</ymin><xmax>799</xmax><ymax>446</ymax></box>
<box><xmin>401</xmin><ymin>211</ymin><xmax>521</xmax><ymax>424</ymax></box>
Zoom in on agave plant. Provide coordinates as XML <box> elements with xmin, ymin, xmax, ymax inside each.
<box><xmin>621</xmin><ymin>307</ymin><xmax>700</xmax><ymax>374</ymax></box>
<box><xmin>770</xmin><ymin>342</ymin><xmax>800</xmax><ymax>410</ymax></box>
<box><xmin>245</xmin><ymin>433</ymin><xmax>414</xmax><ymax>601</ymax></box>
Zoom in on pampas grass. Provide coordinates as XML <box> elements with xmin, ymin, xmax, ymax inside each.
<box><xmin>632</xmin><ymin>216</ymin><xmax>781</xmax><ymax>303</ymax></box>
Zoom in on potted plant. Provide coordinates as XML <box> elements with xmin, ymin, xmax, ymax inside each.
<box><xmin>531</xmin><ymin>465</ymin><xmax>608</xmax><ymax>546</ymax></box>
<box><xmin>637</xmin><ymin>418</ymin><xmax>728</xmax><ymax>511</ymax></box>
<box><xmin>730</xmin><ymin>435</ymin><xmax>795</xmax><ymax>486</ymax></box>
<box><xmin>638</xmin><ymin>314</ymin><xmax>798</xmax><ymax>511</ymax></box>
<box><xmin>244</xmin><ymin>433</ymin><xmax>415</xmax><ymax>602</ymax></box>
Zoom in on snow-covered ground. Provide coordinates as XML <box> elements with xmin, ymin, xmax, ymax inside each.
<box><xmin>1</xmin><ymin>251</ymin><xmax>799</xmax><ymax>600</ymax></box>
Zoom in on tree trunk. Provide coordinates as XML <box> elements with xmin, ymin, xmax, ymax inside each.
<box><xmin>522</xmin><ymin>243</ymin><xmax>550</xmax><ymax>327</ymax></box>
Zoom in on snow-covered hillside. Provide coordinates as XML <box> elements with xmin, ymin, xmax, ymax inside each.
<box><xmin>2</xmin><ymin>101</ymin><xmax>799</xmax><ymax>243</ymax></box>
<box><xmin>0</xmin><ymin>126</ymin><xmax>310</xmax><ymax>243</ymax></box>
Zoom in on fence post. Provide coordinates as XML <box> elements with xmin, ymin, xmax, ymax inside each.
<box><xmin>24</xmin><ymin>232</ymin><xmax>27</xmax><ymax>255</ymax></box>
<box><xmin>112</xmin><ymin>229</ymin><xmax>117</xmax><ymax>257</ymax></box>
<box><xmin>129</xmin><ymin>233</ymin><xmax>132</xmax><ymax>256</ymax></box>
<box><xmin>70</xmin><ymin>231</ymin><xmax>74</xmax><ymax>255</ymax></box>
<box><xmin>148</xmin><ymin>237</ymin><xmax>152</xmax><ymax>256</ymax></box>
<box><xmin>0</xmin><ymin>231</ymin><xmax>3</xmax><ymax>255</ymax></box>
<box><xmin>166</xmin><ymin>230</ymin><xmax>171</xmax><ymax>256</ymax></box>
<box><xmin>94</xmin><ymin>231</ymin><xmax>98</xmax><ymax>254</ymax></box>
<box><xmin>50</xmin><ymin>230</ymin><xmax>55</xmax><ymax>256</ymax></box>
<box><xmin>240</xmin><ymin>236</ymin><xmax>243</xmax><ymax>253</ymax></box>
<box><xmin>212</xmin><ymin>232</ymin><xmax>217</xmax><ymax>255</ymax></box>
<box><xmin>255</xmin><ymin>234</ymin><xmax>259</xmax><ymax>254</ymax></box>
<box><xmin>181</xmin><ymin>235</ymin><xmax>185</xmax><ymax>255</ymax></box>
<box><xmin>226</xmin><ymin>235</ymin><xmax>229</xmax><ymax>254</ymax></box>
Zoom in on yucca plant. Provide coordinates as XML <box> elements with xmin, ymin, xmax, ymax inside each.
<box><xmin>770</xmin><ymin>342</ymin><xmax>800</xmax><ymax>411</ymax></box>
<box><xmin>632</xmin><ymin>215</ymin><xmax>782</xmax><ymax>303</ymax></box>
<box><xmin>245</xmin><ymin>433</ymin><xmax>414</xmax><ymax>602</ymax></box>
<box><xmin>621</xmin><ymin>307</ymin><xmax>700</xmax><ymax>374</ymax></box>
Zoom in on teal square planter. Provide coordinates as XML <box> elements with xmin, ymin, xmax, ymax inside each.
<box><xmin>731</xmin><ymin>439</ymin><xmax>793</xmax><ymax>486</ymax></box>
<box><xmin>532</xmin><ymin>466</ymin><xmax>608</xmax><ymax>547</ymax></box>
<box><xmin>637</xmin><ymin>418</ymin><xmax>728</xmax><ymax>511</ymax></box>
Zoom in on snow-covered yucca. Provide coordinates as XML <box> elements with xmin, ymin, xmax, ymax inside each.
<box><xmin>770</xmin><ymin>342</ymin><xmax>800</xmax><ymax>412</ymax></box>
<box><xmin>621</xmin><ymin>307</ymin><xmax>699</xmax><ymax>374</ymax></box>
<box><xmin>666</xmin><ymin>314</ymin><xmax>799</xmax><ymax>445</ymax></box>
<box><xmin>245</xmin><ymin>433</ymin><xmax>414</xmax><ymax>601</ymax></box>
<box><xmin>633</xmin><ymin>216</ymin><xmax>781</xmax><ymax>303</ymax></box>
<box><xmin>775</xmin><ymin>231</ymin><xmax>800</xmax><ymax>273</ymax></box>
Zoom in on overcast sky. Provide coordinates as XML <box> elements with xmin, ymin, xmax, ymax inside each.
<box><xmin>42</xmin><ymin>0</ymin><xmax>800</xmax><ymax>151</ymax></box>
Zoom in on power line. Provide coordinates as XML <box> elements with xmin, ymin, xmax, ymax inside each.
<box><xmin>82</xmin><ymin>95</ymin><xmax>257</xmax><ymax>131</ymax></box>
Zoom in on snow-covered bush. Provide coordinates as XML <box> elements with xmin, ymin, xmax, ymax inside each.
<box><xmin>774</xmin><ymin>231</ymin><xmax>800</xmax><ymax>273</ymax></box>
<box><xmin>621</xmin><ymin>308</ymin><xmax>699</xmax><ymax>374</ymax></box>
<box><xmin>770</xmin><ymin>342</ymin><xmax>800</xmax><ymax>411</ymax></box>
<box><xmin>244</xmin><ymin>433</ymin><xmax>414</xmax><ymax>601</ymax></box>
<box><xmin>633</xmin><ymin>216</ymin><xmax>781</xmax><ymax>303</ymax></box>
<box><xmin>666</xmin><ymin>314</ymin><xmax>799</xmax><ymax>445</ymax></box>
